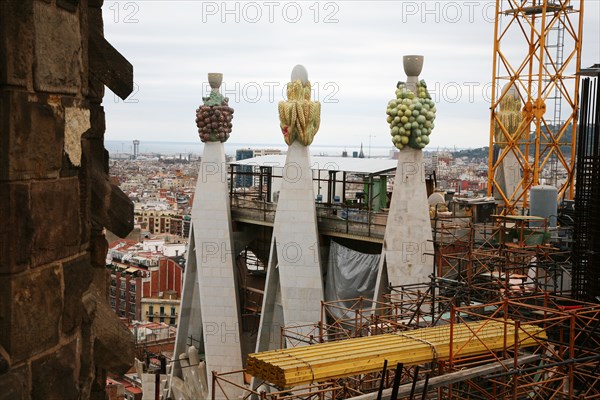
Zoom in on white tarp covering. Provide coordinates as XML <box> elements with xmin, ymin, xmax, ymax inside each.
<box><xmin>325</xmin><ymin>241</ymin><xmax>381</xmax><ymax>321</ymax></box>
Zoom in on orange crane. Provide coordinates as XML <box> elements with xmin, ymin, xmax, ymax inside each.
<box><xmin>487</xmin><ymin>0</ymin><xmax>584</xmax><ymax>213</ymax></box>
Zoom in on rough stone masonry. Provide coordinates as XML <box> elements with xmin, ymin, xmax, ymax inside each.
<box><xmin>1</xmin><ymin>1</ymin><xmax>136</xmax><ymax>398</ymax></box>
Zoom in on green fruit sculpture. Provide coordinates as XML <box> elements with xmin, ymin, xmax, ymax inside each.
<box><xmin>386</xmin><ymin>80</ymin><xmax>436</xmax><ymax>150</ymax></box>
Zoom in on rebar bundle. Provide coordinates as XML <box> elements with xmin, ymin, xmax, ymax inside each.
<box><xmin>573</xmin><ymin>76</ymin><xmax>600</xmax><ymax>300</ymax></box>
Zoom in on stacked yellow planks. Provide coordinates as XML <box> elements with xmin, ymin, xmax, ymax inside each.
<box><xmin>246</xmin><ymin>320</ymin><xmax>546</xmax><ymax>387</ymax></box>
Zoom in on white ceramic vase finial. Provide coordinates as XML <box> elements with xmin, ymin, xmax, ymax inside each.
<box><xmin>403</xmin><ymin>55</ymin><xmax>424</xmax><ymax>93</ymax></box>
<box><xmin>208</xmin><ymin>72</ymin><xmax>223</xmax><ymax>92</ymax></box>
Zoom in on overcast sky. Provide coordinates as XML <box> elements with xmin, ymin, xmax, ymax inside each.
<box><xmin>101</xmin><ymin>0</ymin><xmax>600</xmax><ymax>150</ymax></box>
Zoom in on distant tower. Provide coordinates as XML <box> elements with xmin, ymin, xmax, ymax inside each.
<box><xmin>235</xmin><ymin>148</ymin><xmax>255</xmax><ymax>188</ymax></box>
<box><xmin>132</xmin><ymin>140</ymin><xmax>140</xmax><ymax>159</ymax></box>
<box><xmin>359</xmin><ymin>142</ymin><xmax>365</xmax><ymax>158</ymax></box>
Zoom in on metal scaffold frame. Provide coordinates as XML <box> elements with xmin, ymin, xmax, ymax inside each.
<box><xmin>486</xmin><ymin>0</ymin><xmax>584</xmax><ymax>212</ymax></box>
<box><xmin>212</xmin><ymin>200</ymin><xmax>589</xmax><ymax>400</ymax></box>
<box><xmin>443</xmin><ymin>295</ymin><xmax>600</xmax><ymax>399</ymax></box>
<box><xmin>433</xmin><ymin>213</ymin><xmax>572</xmax><ymax>302</ymax></box>
<box><xmin>212</xmin><ymin>292</ymin><xmax>600</xmax><ymax>400</ymax></box>
<box><xmin>274</xmin><ymin>298</ymin><xmax>422</xmax><ymax>350</ymax></box>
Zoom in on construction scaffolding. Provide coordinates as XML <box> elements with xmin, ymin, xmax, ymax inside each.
<box><xmin>211</xmin><ymin>190</ymin><xmax>590</xmax><ymax>400</ymax></box>
<box><xmin>212</xmin><ymin>292</ymin><xmax>600</xmax><ymax>400</ymax></box>
<box><xmin>433</xmin><ymin>212</ymin><xmax>572</xmax><ymax>303</ymax></box>
<box><xmin>444</xmin><ymin>295</ymin><xmax>600</xmax><ymax>399</ymax></box>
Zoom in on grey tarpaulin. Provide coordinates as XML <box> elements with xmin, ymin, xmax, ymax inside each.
<box><xmin>325</xmin><ymin>241</ymin><xmax>381</xmax><ymax>324</ymax></box>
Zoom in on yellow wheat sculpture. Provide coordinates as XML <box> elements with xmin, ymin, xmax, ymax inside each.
<box><xmin>494</xmin><ymin>87</ymin><xmax>525</xmax><ymax>147</ymax></box>
<box><xmin>278</xmin><ymin>80</ymin><xmax>321</xmax><ymax>146</ymax></box>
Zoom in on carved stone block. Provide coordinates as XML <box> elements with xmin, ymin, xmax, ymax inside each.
<box><xmin>0</xmin><ymin>265</ymin><xmax>63</xmax><ymax>363</ymax></box>
<box><xmin>30</xmin><ymin>178</ymin><xmax>81</xmax><ymax>266</ymax></box>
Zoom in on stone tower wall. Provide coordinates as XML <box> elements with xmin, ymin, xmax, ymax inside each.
<box><xmin>0</xmin><ymin>1</ymin><xmax>135</xmax><ymax>398</ymax></box>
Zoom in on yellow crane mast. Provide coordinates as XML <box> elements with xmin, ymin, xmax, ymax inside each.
<box><xmin>487</xmin><ymin>0</ymin><xmax>584</xmax><ymax>213</ymax></box>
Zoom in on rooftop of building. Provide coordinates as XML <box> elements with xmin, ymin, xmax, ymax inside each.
<box><xmin>232</xmin><ymin>155</ymin><xmax>398</xmax><ymax>175</ymax></box>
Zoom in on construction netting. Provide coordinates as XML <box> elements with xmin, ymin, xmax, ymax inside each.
<box><xmin>325</xmin><ymin>241</ymin><xmax>380</xmax><ymax>321</ymax></box>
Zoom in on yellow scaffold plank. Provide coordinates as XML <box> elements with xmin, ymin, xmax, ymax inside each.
<box><xmin>246</xmin><ymin>319</ymin><xmax>546</xmax><ymax>387</ymax></box>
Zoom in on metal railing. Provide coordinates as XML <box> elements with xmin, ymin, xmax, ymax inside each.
<box><xmin>230</xmin><ymin>194</ymin><xmax>388</xmax><ymax>241</ymax></box>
